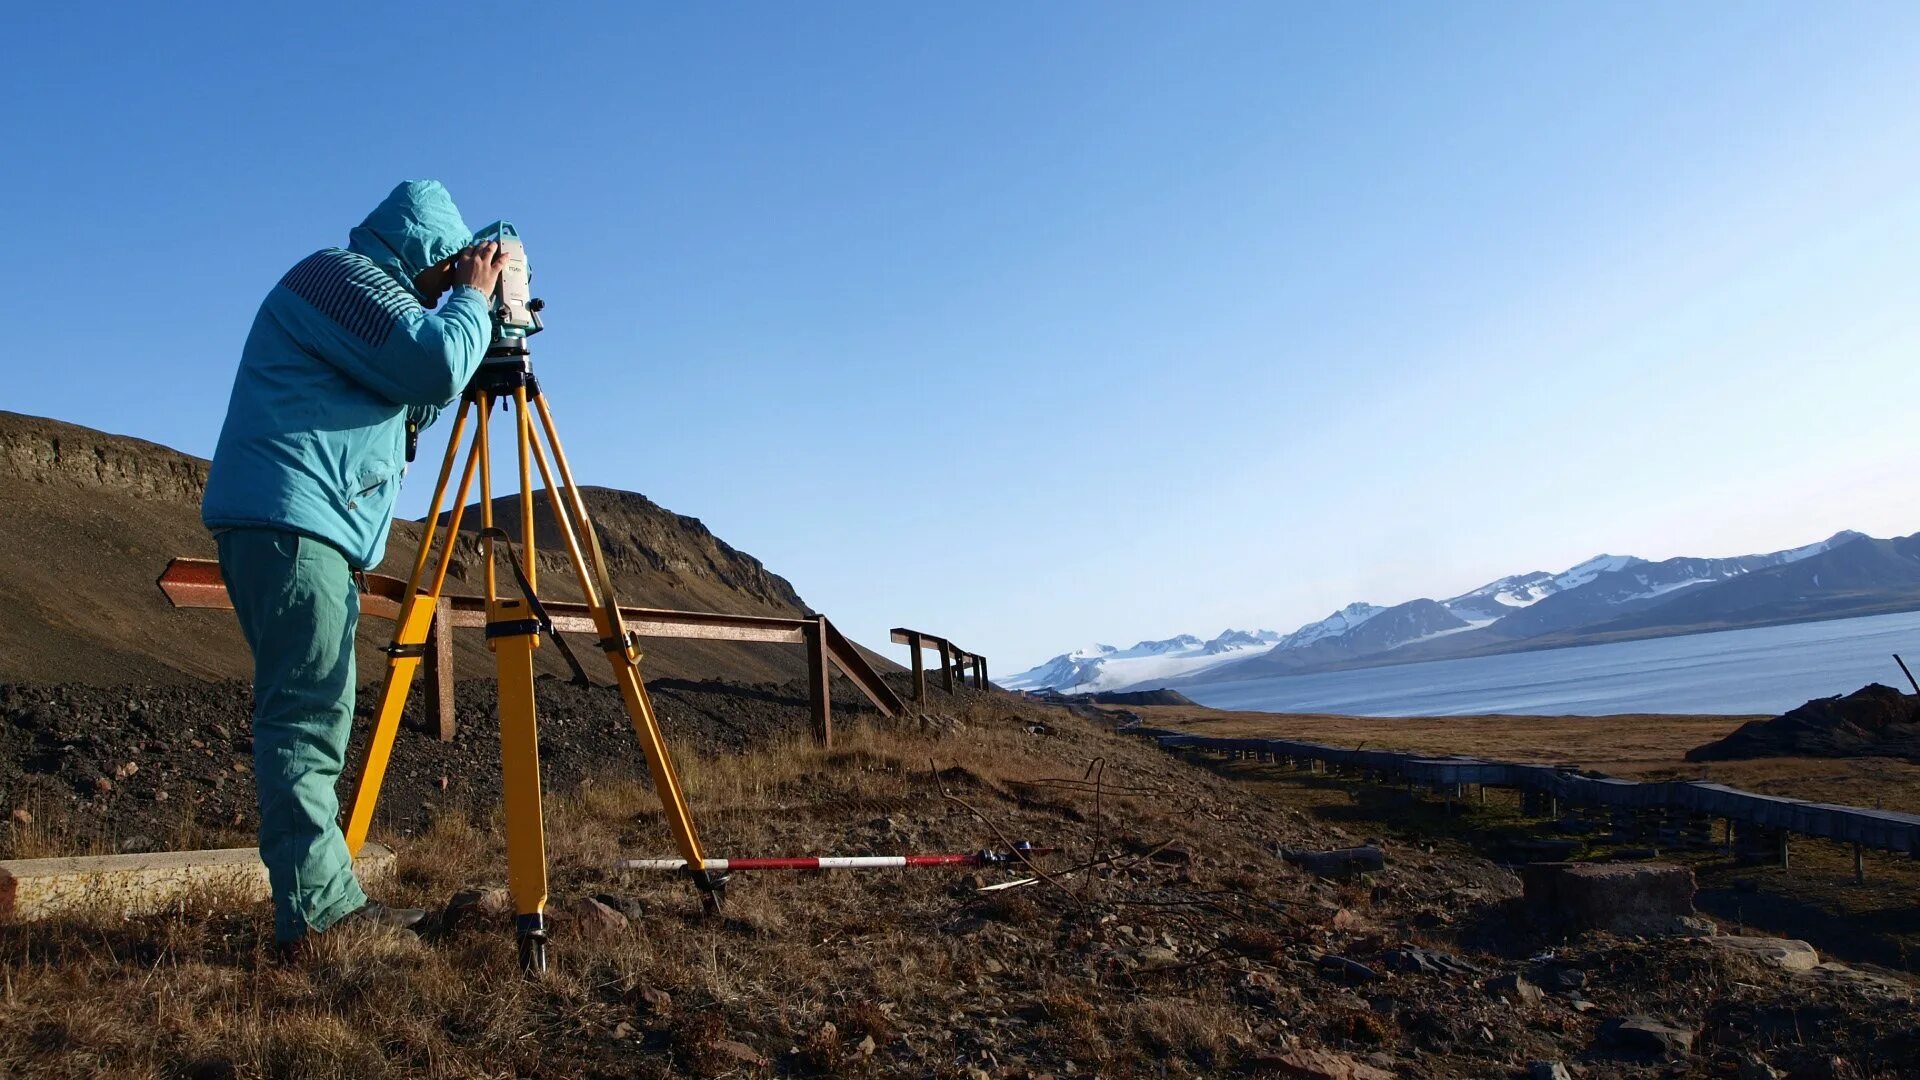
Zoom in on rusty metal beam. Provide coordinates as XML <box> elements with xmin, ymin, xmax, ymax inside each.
<box><xmin>425</xmin><ymin>596</ymin><xmax>456</xmax><ymax>741</ymax></box>
<box><xmin>805</xmin><ymin>618</ymin><xmax>831</xmax><ymax>746</ymax></box>
<box><xmin>820</xmin><ymin>618</ymin><xmax>905</xmax><ymax>718</ymax></box>
<box><xmin>161</xmin><ymin>558</ymin><xmax>809</xmax><ymax>643</ymax></box>
<box><xmin>906</xmin><ymin>631</ymin><xmax>926</xmax><ymax>701</ymax></box>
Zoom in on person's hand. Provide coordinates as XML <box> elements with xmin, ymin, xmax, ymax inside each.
<box><xmin>454</xmin><ymin>241</ymin><xmax>510</xmax><ymax>298</ymax></box>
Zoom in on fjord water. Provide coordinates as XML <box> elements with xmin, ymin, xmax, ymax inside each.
<box><xmin>1183</xmin><ymin>609</ymin><xmax>1920</xmax><ymax>717</ymax></box>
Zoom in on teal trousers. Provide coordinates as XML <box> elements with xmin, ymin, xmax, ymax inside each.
<box><xmin>217</xmin><ymin>528</ymin><xmax>369</xmax><ymax>941</ymax></box>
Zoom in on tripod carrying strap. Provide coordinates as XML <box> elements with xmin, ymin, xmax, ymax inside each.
<box><xmin>478</xmin><ymin>526</ymin><xmax>594</xmax><ymax>686</ymax></box>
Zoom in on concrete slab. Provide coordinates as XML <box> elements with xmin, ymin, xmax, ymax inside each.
<box><xmin>0</xmin><ymin>843</ymin><xmax>395</xmax><ymax>922</ymax></box>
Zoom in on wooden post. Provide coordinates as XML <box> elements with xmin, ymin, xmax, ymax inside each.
<box><xmin>970</xmin><ymin>656</ymin><xmax>983</xmax><ymax>689</ymax></box>
<box><xmin>807</xmin><ymin>616</ymin><xmax>832</xmax><ymax>747</ymax></box>
<box><xmin>1853</xmin><ymin>843</ymin><xmax>1864</xmax><ymax>884</ymax></box>
<box><xmin>425</xmin><ymin>596</ymin><xmax>456</xmax><ymax>742</ymax></box>
<box><xmin>940</xmin><ymin>642</ymin><xmax>954</xmax><ymax>693</ymax></box>
<box><xmin>907</xmin><ymin>631</ymin><xmax>926</xmax><ymax>702</ymax></box>
<box><xmin>978</xmin><ymin>656</ymin><xmax>988</xmax><ymax>688</ymax></box>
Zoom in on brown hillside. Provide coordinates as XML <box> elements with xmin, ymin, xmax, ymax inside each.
<box><xmin>0</xmin><ymin>411</ymin><xmax>826</xmax><ymax>686</ymax></box>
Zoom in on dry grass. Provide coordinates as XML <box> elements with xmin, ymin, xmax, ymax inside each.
<box><xmin>0</xmin><ymin>696</ymin><xmax>1294</xmax><ymax>1078</ymax></box>
<box><xmin>1137</xmin><ymin>704</ymin><xmax>1920</xmax><ymax>813</ymax></box>
<box><xmin>3</xmin><ymin>695</ymin><xmax>1914</xmax><ymax>1077</ymax></box>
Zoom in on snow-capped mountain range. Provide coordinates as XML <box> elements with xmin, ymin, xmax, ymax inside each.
<box><xmin>1003</xmin><ymin>530</ymin><xmax>1878</xmax><ymax>694</ymax></box>
<box><xmin>1006</xmin><ymin>629</ymin><xmax>1284</xmax><ymax>696</ymax></box>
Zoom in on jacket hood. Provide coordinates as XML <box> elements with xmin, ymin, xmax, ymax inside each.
<box><xmin>346</xmin><ymin>180</ymin><xmax>472</xmax><ymax>299</ymax></box>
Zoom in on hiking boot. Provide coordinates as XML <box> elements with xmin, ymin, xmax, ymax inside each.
<box><xmin>334</xmin><ymin>901</ymin><xmax>429</xmax><ymax>931</ymax></box>
<box><xmin>273</xmin><ymin>901</ymin><xmax>429</xmax><ymax>962</ymax></box>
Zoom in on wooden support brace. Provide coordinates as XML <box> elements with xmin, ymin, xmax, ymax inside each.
<box><xmin>941</xmin><ymin>644</ymin><xmax>954</xmax><ymax>693</ymax></box>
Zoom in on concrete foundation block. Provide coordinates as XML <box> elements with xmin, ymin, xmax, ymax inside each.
<box><xmin>1522</xmin><ymin>861</ymin><xmax>1697</xmax><ymax>935</ymax></box>
<box><xmin>0</xmin><ymin>843</ymin><xmax>395</xmax><ymax>922</ymax></box>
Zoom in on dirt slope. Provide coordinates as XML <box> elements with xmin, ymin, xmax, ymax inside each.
<box><xmin>0</xmin><ymin>411</ymin><xmax>830</xmax><ymax>686</ymax></box>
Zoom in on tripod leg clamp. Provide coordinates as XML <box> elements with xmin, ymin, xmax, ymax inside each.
<box><xmin>597</xmin><ymin>631</ymin><xmax>643</xmax><ymax>660</ymax></box>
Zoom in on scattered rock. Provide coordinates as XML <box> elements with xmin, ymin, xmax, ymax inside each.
<box><xmin>442</xmin><ymin>887</ymin><xmax>513</xmax><ymax>929</ymax></box>
<box><xmin>1150</xmin><ymin>843</ymin><xmax>1194</xmax><ymax>866</ymax></box>
<box><xmin>611</xmin><ymin>1020</ymin><xmax>634</xmax><ymax>1039</ymax></box>
<box><xmin>593</xmin><ymin>892</ymin><xmax>646</xmax><ymax>922</ymax></box>
<box><xmin>1713</xmin><ymin>935</ymin><xmax>1819</xmax><ymax>973</ymax></box>
<box><xmin>638</xmin><ymin>987</ymin><xmax>673</xmax><ymax>1013</ymax></box>
<box><xmin>1523</xmin><ymin>861</ymin><xmax>1697</xmax><ymax>934</ymax></box>
<box><xmin>1737</xmin><ymin>1053</ymin><xmax>1783</xmax><ymax>1079</ymax></box>
<box><xmin>114</xmin><ymin>761</ymin><xmax>138</xmax><ymax>780</ymax></box>
<box><xmin>1529</xmin><ymin>1062</ymin><xmax>1572</xmax><ymax>1080</ymax></box>
<box><xmin>1599</xmin><ymin>1014</ymin><xmax>1695</xmax><ymax>1058</ymax></box>
<box><xmin>1531</xmin><ymin>964</ymin><xmax>1587</xmax><ymax>993</ymax></box>
<box><xmin>1256</xmin><ymin>1046</ymin><xmax>1395</xmax><ymax>1079</ymax></box>
<box><xmin>1330</xmin><ymin>907</ymin><xmax>1368</xmax><ymax>930</ymax></box>
<box><xmin>92</xmin><ymin>776</ymin><xmax>112</xmax><ymax>795</ymax></box>
<box><xmin>1285</xmin><ymin>846</ymin><xmax>1386</xmax><ymax>880</ymax></box>
<box><xmin>1318</xmin><ymin>954</ymin><xmax>1382</xmax><ymax>984</ymax></box>
<box><xmin>553</xmin><ymin>895</ymin><xmax>629</xmax><ymax>934</ymax></box>
<box><xmin>1380</xmin><ymin>946</ymin><xmax>1482</xmax><ymax>976</ymax></box>
<box><xmin>1484</xmin><ymin>972</ymin><xmax>1544</xmax><ymax>1005</ymax></box>
<box><xmin>713</xmin><ymin>1038</ymin><xmax>767</xmax><ymax>1068</ymax></box>
<box><xmin>1807</xmin><ymin>961</ymin><xmax>1914</xmax><ymax>997</ymax></box>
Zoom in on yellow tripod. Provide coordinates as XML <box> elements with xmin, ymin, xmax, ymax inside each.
<box><xmin>340</xmin><ymin>356</ymin><xmax>720</xmax><ymax>972</ymax></box>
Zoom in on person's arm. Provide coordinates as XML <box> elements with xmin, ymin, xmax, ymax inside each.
<box><xmin>278</xmin><ymin>246</ymin><xmax>505</xmax><ymax>408</ymax></box>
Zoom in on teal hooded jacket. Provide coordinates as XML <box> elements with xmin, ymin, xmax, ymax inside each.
<box><xmin>203</xmin><ymin>181</ymin><xmax>492</xmax><ymax>569</ymax></box>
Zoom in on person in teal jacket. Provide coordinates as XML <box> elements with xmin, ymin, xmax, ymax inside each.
<box><xmin>203</xmin><ymin>179</ymin><xmax>507</xmax><ymax>950</ymax></box>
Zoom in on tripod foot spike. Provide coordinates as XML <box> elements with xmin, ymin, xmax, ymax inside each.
<box><xmin>516</xmin><ymin>913</ymin><xmax>549</xmax><ymax>973</ymax></box>
<box><xmin>693</xmin><ymin>869</ymin><xmax>728</xmax><ymax>914</ymax></box>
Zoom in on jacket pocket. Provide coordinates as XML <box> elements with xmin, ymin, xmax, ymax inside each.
<box><xmin>345</xmin><ymin>464</ymin><xmax>394</xmax><ymax>511</ymax></box>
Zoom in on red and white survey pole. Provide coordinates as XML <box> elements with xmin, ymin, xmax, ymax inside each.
<box><xmin>616</xmin><ymin>843</ymin><xmax>1047</xmax><ymax>874</ymax></box>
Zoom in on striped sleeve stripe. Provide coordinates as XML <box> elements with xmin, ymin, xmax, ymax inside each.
<box><xmin>278</xmin><ymin>249</ymin><xmax>422</xmax><ymax>347</ymax></box>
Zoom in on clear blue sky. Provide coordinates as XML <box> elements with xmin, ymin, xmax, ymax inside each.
<box><xmin>5</xmin><ymin>3</ymin><xmax>1919</xmax><ymax>671</ymax></box>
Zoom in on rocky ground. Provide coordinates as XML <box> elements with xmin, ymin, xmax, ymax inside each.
<box><xmin>0</xmin><ymin>675</ymin><xmax>888</xmax><ymax>856</ymax></box>
<box><xmin>0</xmin><ymin>684</ymin><xmax>1915</xmax><ymax>1078</ymax></box>
<box><xmin>1687</xmin><ymin>683</ymin><xmax>1920</xmax><ymax>763</ymax></box>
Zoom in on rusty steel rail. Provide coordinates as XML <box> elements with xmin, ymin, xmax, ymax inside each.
<box><xmin>158</xmin><ymin>557</ymin><xmax>901</xmax><ymax>744</ymax></box>
<box><xmin>889</xmin><ymin>627</ymin><xmax>988</xmax><ymax>701</ymax></box>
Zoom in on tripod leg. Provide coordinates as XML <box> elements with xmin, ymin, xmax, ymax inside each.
<box><xmin>526</xmin><ymin>395</ymin><xmax>722</xmax><ymax>909</ymax></box>
<box><xmin>499</xmin><ymin>389</ymin><xmax>550</xmax><ymax>972</ymax></box>
<box><xmin>343</xmin><ymin>400</ymin><xmax>484</xmax><ymax>856</ymax></box>
<box><xmin>343</xmin><ymin>598</ymin><xmax>441</xmax><ymax>855</ymax></box>
<box><xmin>614</xmin><ymin>667</ymin><xmax>724</xmax><ymax>912</ymax></box>
<box><xmin>494</xmin><ymin>598</ymin><xmax>549</xmax><ymax>972</ymax></box>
